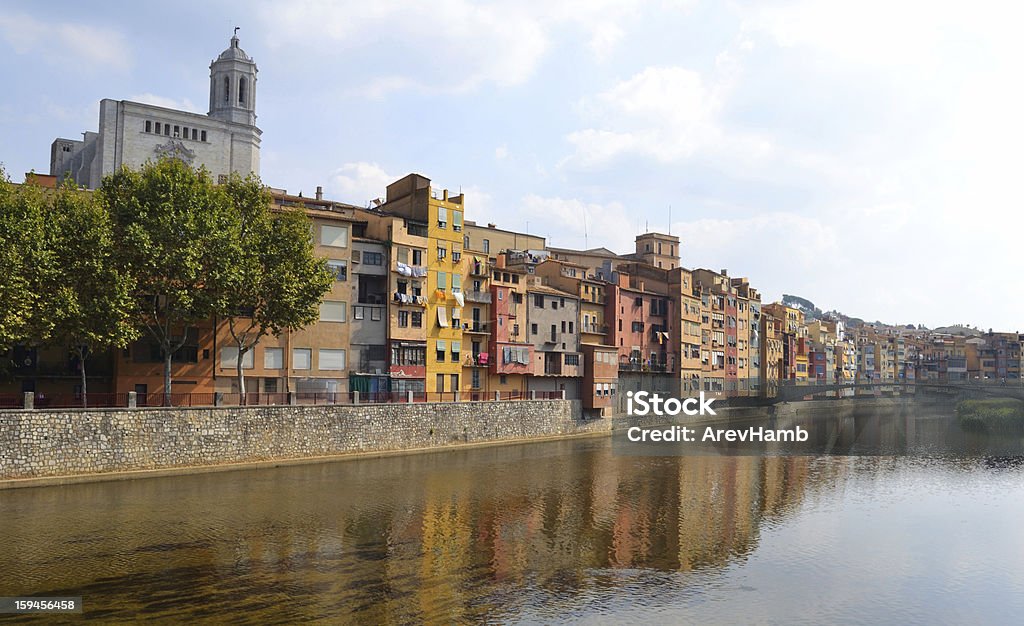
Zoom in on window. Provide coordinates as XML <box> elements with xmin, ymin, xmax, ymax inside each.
<box><xmin>569</xmin><ymin>322</ymin><xmax>574</xmax><ymax>334</ymax></box>
<box><xmin>437</xmin><ymin>272</ymin><xmax>447</xmax><ymax>291</ymax></box>
<box><xmin>363</xmin><ymin>251</ymin><xmax>383</xmax><ymax>265</ymax></box>
<box><xmin>437</xmin><ymin>244</ymin><xmax>447</xmax><ymax>260</ymax></box>
<box><xmin>412</xmin><ymin>249</ymin><xmax>423</xmax><ymax>265</ymax></box>
<box><xmin>370</xmin><ymin>307</ymin><xmax>382</xmax><ymax>321</ymax></box>
<box><xmin>451</xmin><ymin>341</ymin><xmax>461</xmax><ymax>359</ymax></box>
<box><xmin>173</xmin><ymin>125</ymin><xmax>180</xmax><ymax>138</ymax></box>
<box><xmin>512</xmin><ymin>292</ymin><xmax>522</xmax><ymax>304</ymax></box>
<box><xmin>145</xmin><ymin>120</ymin><xmax>151</xmax><ymax>133</ymax></box>
<box><xmin>437</xmin><ymin>205</ymin><xmax>448</xmax><ymax>228</ymax></box>
<box><xmin>320</xmin><ymin>301</ymin><xmax>347</xmax><ymax>322</ymax></box>
<box><xmin>561</xmin><ymin>321</ymin><xmax>567</xmax><ymax>333</ymax></box>
<box><xmin>293</xmin><ymin>348</ymin><xmax>312</xmax><ymax>370</ymax></box>
<box><xmin>551</xmin><ymin>325</ymin><xmax>557</xmax><ymax>342</ymax></box>
<box><xmin>565</xmin><ymin>354</ymin><xmax>580</xmax><ymax>366</ymax></box>
<box><xmin>201</xmin><ymin>130</ymin><xmax>207</xmax><ymax>142</ymax></box>
<box><xmin>450</xmin><ymin>373</ymin><xmax>459</xmax><ymax>390</ymax></box>
<box><xmin>264</xmin><ymin>347</ymin><xmax>283</xmax><ymax>369</ymax></box>
<box><xmin>182</xmin><ymin>126</ymin><xmax>188</xmax><ymax>138</ymax></box>
<box><xmin>452</xmin><ymin>274</ymin><xmax>461</xmax><ymax>292</ymax></box>
<box><xmin>155</xmin><ymin>122</ymin><xmax>161</xmax><ymax>134</ymax></box>
<box><xmin>483</xmin><ymin>239</ymin><xmax>490</xmax><ymax>253</ymax></box>
<box><xmin>498</xmin><ymin>290</ymin><xmax>503</xmax><ymax>300</ymax></box>
<box><xmin>452</xmin><ymin>250</ymin><xmax>461</xmax><ymax>262</ymax></box>
<box><xmin>319</xmin><ymin>349</ymin><xmax>346</xmax><ymax>370</ymax></box>
<box><xmin>453</xmin><ymin>211</ymin><xmax>463</xmax><ymax>232</ymax></box>
<box><xmin>239</xmin><ymin>77</ymin><xmax>247</xmax><ymax>104</ymax></box>
<box><xmin>436</xmin><ymin>340</ymin><xmax>446</xmax><ymax>362</ymax></box>
<box><xmin>531</xmin><ymin>323</ymin><xmax>538</xmax><ymax>335</ymax></box>
<box><xmin>551</xmin><ymin>300</ymin><xmax>558</xmax><ymax>310</ymax></box>
<box><xmin>224</xmin><ymin>76</ymin><xmax>230</xmax><ymax>103</ymax></box>
<box><xmin>327</xmin><ymin>260</ymin><xmax>347</xmax><ymax>281</ymax></box>
<box><xmin>220</xmin><ymin>347</ymin><xmax>254</xmax><ymax>369</ymax></box>
<box><xmin>411</xmin><ymin>311</ymin><xmax>423</xmax><ymax>327</ymax></box>
<box><xmin>534</xmin><ymin>294</ymin><xmax>544</xmax><ymax>308</ymax></box>
<box><xmin>354</xmin><ymin>306</ymin><xmax>365</xmax><ymax>320</ymax></box>
<box><xmin>399</xmin><ymin>310</ymin><xmax>409</xmax><ymax>327</ymax></box>
<box><xmin>321</xmin><ymin>225</ymin><xmax>348</xmax><ymax>248</ymax></box>
<box><xmin>192</xmin><ymin>128</ymin><xmax>198</xmax><ymax>140</ymax></box>
<box><xmin>464</xmin><ymin>235</ymin><xmax>470</xmax><ymax>248</ymax></box>
<box><xmin>500</xmin><ymin>375</ymin><xmax>508</xmax><ymax>384</ymax></box>
<box><xmin>164</xmin><ymin>124</ymin><xmax>170</xmax><ymax>136</ymax></box>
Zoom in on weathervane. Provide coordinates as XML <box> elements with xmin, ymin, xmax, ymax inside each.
<box><xmin>234</xmin><ymin>26</ymin><xmax>240</xmax><ymax>36</ymax></box>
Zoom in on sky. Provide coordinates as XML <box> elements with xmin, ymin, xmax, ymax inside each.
<box><xmin>2</xmin><ymin>1</ymin><xmax>1023</xmax><ymax>331</ymax></box>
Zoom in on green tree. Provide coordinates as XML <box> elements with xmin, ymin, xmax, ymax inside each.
<box><xmin>0</xmin><ymin>170</ymin><xmax>64</xmax><ymax>350</ymax></box>
<box><xmin>101</xmin><ymin>158</ymin><xmax>240</xmax><ymax>404</ymax></box>
<box><xmin>49</xmin><ymin>181</ymin><xmax>139</xmax><ymax>407</ymax></box>
<box><xmin>219</xmin><ymin>174</ymin><xmax>333</xmax><ymax>404</ymax></box>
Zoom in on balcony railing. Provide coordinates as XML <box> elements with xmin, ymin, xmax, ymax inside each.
<box><xmin>469</xmin><ymin>262</ymin><xmax>489</xmax><ymax>277</ymax></box>
<box><xmin>465</xmin><ymin>290</ymin><xmax>492</xmax><ymax>303</ymax></box>
<box><xmin>619</xmin><ymin>361</ymin><xmax>671</xmax><ymax>373</ymax></box>
<box><xmin>462</xmin><ymin>321</ymin><xmax>490</xmax><ymax>334</ymax></box>
<box><xmin>582</xmin><ymin>324</ymin><xmax>609</xmax><ymax>335</ymax></box>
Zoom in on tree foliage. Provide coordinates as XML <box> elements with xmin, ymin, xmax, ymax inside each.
<box><xmin>0</xmin><ymin>170</ymin><xmax>65</xmax><ymax>349</ymax></box>
<box><xmin>219</xmin><ymin>173</ymin><xmax>333</xmax><ymax>401</ymax></box>
<box><xmin>101</xmin><ymin>158</ymin><xmax>240</xmax><ymax>400</ymax></box>
<box><xmin>49</xmin><ymin>180</ymin><xmax>139</xmax><ymax>406</ymax></box>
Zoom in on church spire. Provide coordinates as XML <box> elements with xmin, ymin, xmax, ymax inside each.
<box><xmin>208</xmin><ymin>30</ymin><xmax>258</xmax><ymax>126</ymax></box>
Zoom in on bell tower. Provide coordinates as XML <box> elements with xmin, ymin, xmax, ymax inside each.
<box><xmin>209</xmin><ymin>28</ymin><xmax>258</xmax><ymax>126</ymax></box>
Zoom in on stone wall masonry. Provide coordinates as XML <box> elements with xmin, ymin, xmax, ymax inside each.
<box><xmin>0</xmin><ymin>400</ymin><xmax>604</xmax><ymax>482</ymax></box>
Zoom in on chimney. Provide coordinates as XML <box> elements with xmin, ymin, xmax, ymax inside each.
<box><xmin>487</xmin><ymin>223</ymin><xmax>496</xmax><ymax>229</ymax></box>
<box><xmin>315</xmin><ymin>186</ymin><xmax>323</xmax><ymax>201</ymax></box>
<box><xmin>720</xmin><ymin>268</ymin><xmax>728</xmax><ymax>276</ymax></box>
<box><xmin>443</xmin><ymin>189</ymin><xmax>449</xmax><ymax>201</ymax></box>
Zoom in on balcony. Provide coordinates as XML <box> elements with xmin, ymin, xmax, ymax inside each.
<box><xmin>463</xmin><ymin>353</ymin><xmax>490</xmax><ymax>367</ymax></box>
<box><xmin>469</xmin><ymin>261</ymin><xmax>489</xmax><ymax>277</ymax></box>
<box><xmin>462</xmin><ymin>321</ymin><xmax>490</xmax><ymax>334</ymax></box>
<box><xmin>619</xmin><ymin>360</ymin><xmax>671</xmax><ymax>373</ymax></box>
<box><xmin>582</xmin><ymin>324</ymin><xmax>609</xmax><ymax>335</ymax></box>
<box><xmin>465</xmin><ymin>290</ymin><xmax>492</xmax><ymax>303</ymax></box>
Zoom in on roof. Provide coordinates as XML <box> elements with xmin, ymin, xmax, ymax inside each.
<box><xmin>217</xmin><ymin>35</ymin><xmax>252</xmax><ymax>62</ymax></box>
<box><xmin>525</xmin><ymin>284</ymin><xmax>578</xmax><ymax>299</ymax></box>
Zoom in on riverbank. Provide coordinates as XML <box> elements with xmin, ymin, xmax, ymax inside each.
<box><xmin>0</xmin><ymin>395</ymin><xmax>947</xmax><ymax>490</ymax></box>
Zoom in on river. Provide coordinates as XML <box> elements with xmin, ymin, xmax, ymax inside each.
<box><xmin>2</xmin><ymin>408</ymin><xmax>1024</xmax><ymax>623</ymax></box>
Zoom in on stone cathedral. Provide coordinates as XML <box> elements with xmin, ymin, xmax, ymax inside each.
<box><xmin>49</xmin><ymin>32</ymin><xmax>262</xmax><ymax>189</ymax></box>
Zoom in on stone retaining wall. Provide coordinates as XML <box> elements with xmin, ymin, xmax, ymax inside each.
<box><xmin>0</xmin><ymin>400</ymin><xmax>601</xmax><ymax>482</ymax></box>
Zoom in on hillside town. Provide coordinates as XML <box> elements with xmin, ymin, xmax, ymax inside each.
<box><xmin>3</xmin><ymin>34</ymin><xmax>1020</xmax><ymax>413</ymax></box>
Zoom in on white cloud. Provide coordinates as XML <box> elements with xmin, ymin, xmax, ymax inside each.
<box><xmin>0</xmin><ymin>13</ymin><xmax>130</xmax><ymax>70</ymax></box>
<box><xmin>329</xmin><ymin>162</ymin><xmax>399</xmax><ymax>205</ymax></box>
<box><xmin>258</xmin><ymin>0</ymin><xmax>693</xmax><ymax>94</ymax></box>
<box><xmin>495</xmin><ymin>145</ymin><xmax>508</xmax><ymax>160</ymax></box>
<box><xmin>129</xmin><ymin>93</ymin><xmax>199</xmax><ymax>113</ymax></box>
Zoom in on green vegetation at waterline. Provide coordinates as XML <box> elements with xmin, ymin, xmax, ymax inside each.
<box><xmin>956</xmin><ymin>398</ymin><xmax>1024</xmax><ymax>433</ymax></box>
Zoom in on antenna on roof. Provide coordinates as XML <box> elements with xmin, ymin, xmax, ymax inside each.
<box><xmin>668</xmin><ymin>205</ymin><xmax>672</xmax><ymax>235</ymax></box>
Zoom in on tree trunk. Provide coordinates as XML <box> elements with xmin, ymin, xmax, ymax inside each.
<box><xmin>237</xmin><ymin>347</ymin><xmax>246</xmax><ymax>406</ymax></box>
<box><xmin>164</xmin><ymin>349</ymin><xmax>173</xmax><ymax>406</ymax></box>
<box><xmin>78</xmin><ymin>346</ymin><xmax>88</xmax><ymax>409</ymax></box>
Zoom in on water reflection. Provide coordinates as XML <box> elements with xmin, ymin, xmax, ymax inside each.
<box><xmin>2</xmin><ymin>414</ymin><xmax>1024</xmax><ymax>623</ymax></box>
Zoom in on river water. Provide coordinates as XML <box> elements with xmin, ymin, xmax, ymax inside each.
<box><xmin>2</xmin><ymin>409</ymin><xmax>1024</xmax><ymax>623</ymax></box>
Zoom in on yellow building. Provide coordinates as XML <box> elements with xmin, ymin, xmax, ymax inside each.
<box><xmin>380</xmin><ymin>174</ymin><xmax>465</xmax><ymax>395</ymax></box>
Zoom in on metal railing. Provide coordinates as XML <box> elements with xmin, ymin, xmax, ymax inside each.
<box><xmin>0</xmin><ymin>389</ymin><xmax>566</xmax><ymax>410</ymax></box>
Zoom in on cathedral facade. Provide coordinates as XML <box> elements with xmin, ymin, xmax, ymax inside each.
<box><xmin>49</xmin><ymin>33</ymin><xmax>261</xmax><ymax>189</ymax></box>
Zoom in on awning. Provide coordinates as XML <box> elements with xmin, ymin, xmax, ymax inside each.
<box><xmin>437</xmin><ymin>307</ymin><xmax>449</xmax><ymax>328</ymax></box>
<box><xmin>436</xmin><ymin>339</ymin><xmax>447</xmax><ymax>351</ymax></box>
<box><xmin>453</xmin><ymin>290</ymin><xmax>465</xmax><ymax>307</ymax></box>
<box><xmin>452</xmin><ymin>341</ymin><xmax>461</xmax><ymax>353</ymax></box>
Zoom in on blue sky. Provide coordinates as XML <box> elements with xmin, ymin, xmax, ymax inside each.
<box><xmin>2</xmin><ymin>1</ymin><xmax>1023</xmax><ymax>330</ymax></box>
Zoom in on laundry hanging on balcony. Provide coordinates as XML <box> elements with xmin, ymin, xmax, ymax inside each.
<box><xmin>453</xmin><ymin>290</ymin><xmax>465</xmax><ymax>307</ymax></box>
<box><xmin>437</xmin><ymin>307</ymin><xmax>449</xmax><ymax>328</ymax></box>
<box><xmin>396</xmin><ymin>262</ymin><xmax>412</xmax><ymax>276</ymax></box>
